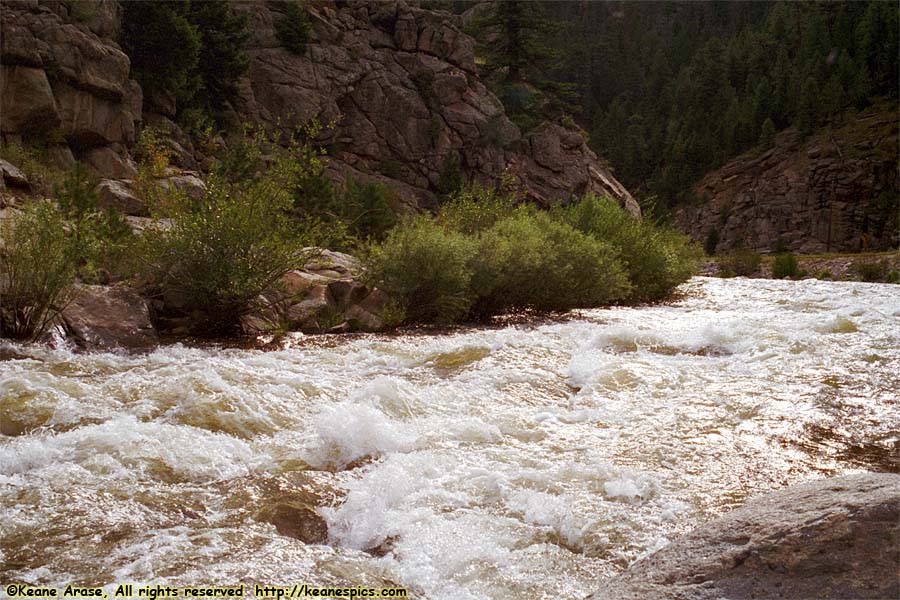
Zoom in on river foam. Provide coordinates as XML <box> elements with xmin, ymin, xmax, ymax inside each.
<box><xmin>1</xmin><ymin>277</ymin><xmax>898</xmax><ymax>598</ymax></box>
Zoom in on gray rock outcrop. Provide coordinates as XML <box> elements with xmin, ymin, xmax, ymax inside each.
<box><xmin>589</xmin><ymin>473</ymin><xmax>900</xmax><ymax>600</ymax></box>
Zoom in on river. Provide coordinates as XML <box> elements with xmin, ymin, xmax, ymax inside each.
<box><xmin>1</xmin><ymin>277</ymin><xmax>898</xmax><ymax>599</ymax></box>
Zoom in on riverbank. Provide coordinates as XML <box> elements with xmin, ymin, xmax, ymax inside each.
<box><xmin>701</xmin><ymin>250</ymin><xmax>899</xmax><ymax>282</ymax></box>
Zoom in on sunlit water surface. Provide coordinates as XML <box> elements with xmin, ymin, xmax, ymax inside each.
<box><xmin>1</xmin><ymin>277</ymin><xmax>898</xmax><ymax>599</ymax></box>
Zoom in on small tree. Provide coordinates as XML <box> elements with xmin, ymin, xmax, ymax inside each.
<box><xmin>276</xmin><ymin>1</ymin><xmax>312</xmax><ymax>54</ymax></box>
<box><xmin>758</xmin><ymin>117</ymin><xmax>776</xmax><ymax>148</ymax></box>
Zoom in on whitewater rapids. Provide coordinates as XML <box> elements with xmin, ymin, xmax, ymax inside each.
<box><xmin>1</xmin><ymin>277</ymin><xmax>898</xmax><ymax>599</ymax></box>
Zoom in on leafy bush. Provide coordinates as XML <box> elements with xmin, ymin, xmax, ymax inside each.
<box><xmin>366</xmin><ymin>190</ymin><xmax>690</xmax><ymax>324</ymax></box>
<box><xmin>851</xmin><ymin>259</ymin><xmax>893</xmax><ymax>283</ymax></box>
<box><xmin>0</xmin><ymin>201</ymin><xmax>78</xmax><ymax>340</ymax></box>
<box><xmin>721</xmin><ymin>247</ymin><xmax>762</xmax><ymax>277</ymax></box>
<box><xmin>276</xmin><ymin>1</ymin><xmax>312</xmax><ymax>54</ymax></box>
<box><xmin>53</xmin><ymin>163</ymin><xmax>135</xmax><ymax>284</ymax></box>
<box><xmin>771</xmin><ymin>252</ymin><xmax>800</xmax><ymax>279</ymax></box>
<box><xmin>557</xmin><ymin>194</ymin><xmax>699</xmax><ymax>301</ymax></box>
<box><xmin>365</xmin><ymin>218</ymin><xmax>478</xmax><ymax>324</ymax></box>
<box><xmin>437</xmin><ymin>184</ymin><xmax>522</xmax><ymax>235</ymax></box>
<box><xmin>471</xmin><ymin>211</ymin><xmax>629</xmax><ymax>316</ymax></box>
<box><xmin>0</xmin><ymin>143</ymin><xmax>65</xmax><ymax>194</ymax></box>
<box><xmin>137</xmin><ymin>174</ymin><xmax>310</xmax><ymax>336</ymax></box>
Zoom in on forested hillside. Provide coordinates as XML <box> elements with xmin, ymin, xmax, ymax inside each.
<box><xmin>466</xmin><ymin>1</ymin><xmax>899</xmax><ymax>212</ymax></box>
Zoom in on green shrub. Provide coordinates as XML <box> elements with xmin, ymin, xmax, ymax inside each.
<box><xmin>0</xmin><ymin>201</ymin><xmax>78</xmax><ymax>340</ymax></box>
<box><xmin>852</xmin><ymin>259</ymin><xmax>893</xmax><ymax>283</ymax></box>
<box><xmin>437</xmin><ymin>184</ymin><xmax>522</xmax><ymax>235</ymax></box>
<box><xmin>138</xmin><ymin>174</ymin><xmax>310</xmax><ymax>336</ymax></box>
<box><xmin>471</xmin><ymin>212</ymin><xmax>629</xmax><ymax>316</ymax></box>
<box><xmin>815</xmin><ymin>269</ymin><xmax>832</xmax><ymax>280</ymax></box>
<box><xmin>886</xmin><ymin>270</ymin><xmax>900</xmax><ymax>284</ymax></box>
<box><xmin>341</xmin><ymin>179</ymin><xmax>399</xmax><ymax>242</ymax></box>
<box><xmin>772</xmin><ymin>252</ymin><xmax>800</xmax><ymax>279</ymax></box>
<box><xmin>721</xmin><ymin>247</ymin><xmax>762</xmax><ymax>277</ymax></box>
<box><xmin>365</xmin><ymin>218</ymin><xmax>478</xmax><ymax>324</ymax></box>
<box><xmin>276</xmin><ymin>1</ymin><xmax>312</xmax><ymax>54</ymax></box>
<box><xmin>557</xmin><ymin>194</ymin><xmax>699</xmax><ymax>301</ymax></box>
<box><xmin>0</xmin><ymin>143</ymin><xmax>65</xmax><ymax>194</ymax></box>
<box><xmin>53</xmin><ymin>163</ymin><xmax>135</xmax><ymax>283</ymax></box>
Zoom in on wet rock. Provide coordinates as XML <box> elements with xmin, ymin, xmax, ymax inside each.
<box><xmin>285</xmin><ymin>284</ymin><xmax>336</xmax><ymax>330</ymax></box>
<box><xmin>589</xmin><ymin>473</ymin><xmax>900</xmax><ymax>600</ymax></box>
<box><xmin>238</xmin><ymin>472</ymin><xmax>336</xmax><ymax>545</ymax></box>
<box><xmin>62</xmin><ymin>284</ymin><xmax>158</xmax><ymax>351</ymax></box>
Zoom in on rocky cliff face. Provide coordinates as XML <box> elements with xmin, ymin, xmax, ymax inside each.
<box><xmin>231</xmin><ymin>0</ymin><xmax>638</xmax><ymax>213</ymax></box>
<box><xmin>676</xmin><ymin>105</ymin><xmax>899</xmax><ymax>254</ymax></box>
<box><xmin>0</xmin><ymin>0</ymin><xmax>638</xmax><ymax>215</ymax></box>
<box><xmin>0</xmin><ymin>0</ymin><xmax>142</xmax><ymax>178</ymax></box>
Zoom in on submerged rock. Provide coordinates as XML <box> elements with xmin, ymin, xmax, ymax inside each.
<box><xmin>589</xmin><ymin>473</ymin><xmax>900</xmax><ymax>600</ymax></box>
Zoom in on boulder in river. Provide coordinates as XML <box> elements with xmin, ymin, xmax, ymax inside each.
<box><xmin>588</xmin><ymin>473</ymin><xmax>900</xmax><ymax>600</ymax></box>
<box><xmin>62</xmin><ymin>284</ymin><xmax>159</xmax><ymax>351</ymax></box>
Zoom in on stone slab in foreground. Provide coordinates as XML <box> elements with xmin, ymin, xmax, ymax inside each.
<box><xmin>589</xmin><ymin>473</ymin><xmax>899</xmax><ymax>600</ymax></box>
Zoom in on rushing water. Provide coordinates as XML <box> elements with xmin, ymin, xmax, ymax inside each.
<box><xmin>1</xmin><ymin>277</ymin><xmax>898</xmax><ymax>599</ymax></box>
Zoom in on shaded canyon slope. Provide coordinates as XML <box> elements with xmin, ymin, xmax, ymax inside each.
<box><xmin>676</xmin><ymin>104</ymin><xmax>899</xmax><ymax>254</ymax></box>
<box><xmin>0</xmin><ymin>0</ymin><xmax>639</xmax><ymax>216</ymax></box>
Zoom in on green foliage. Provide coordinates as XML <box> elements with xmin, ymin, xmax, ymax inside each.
<box><xmin>186</xmin><ymin>0</ymin><xmax>250</xmax><ymax>116</ymax></box>
<box><xmin>758</xmin><ymin>117</ymin><xmax>776</xmax><ymax>148</ymax></box>
<box><xmin>276</xmin><ymin>1</ymin><xmax>312</xmax><ymax>54</ymax></box>
<box><xmin>472</xmin><ymin>1</ymin><xmax>560</xmax><ymax>83</ymax></box>
<box><xmin>0</xmin><ymin>142</ymin><xmax>68</xmax><ymax>194</ymax></box>
<box><xmin>851</xmin><ymin>259</ymin><xmax>894</xmax><ymax>283</ymax></box>
<box><xmin>721</xmin><ymin>248</ymin><xmax>762</xmax><ymax>277</ymax></box>
<box><xmin>53</xmin><ymin>163</ymin><xmax>135</xmax><ymax>284</ymax></box>
<box><xmin>437</xmin><ymin>184</ymin><xmax>521</xmax><ymax>235</ymax></box>
<box><xmin>123</xmin><ymin>2</ymin><xmax>201</xmax><ymax>103</ymax></box>
<box><xmin>772</xmin><ymin>252</ymin><xmax>800</xmax><ymax>279</ymax></box>
<box><xmin>341</xmin><ymin>179</ymin><xmax>399</xmax><ymax>242</ymax></box>
<box><xmin>470</xmin><ymin>211</ymin><xmax>629</xmax><ymax>317</ymax></box>
<box><xmin>367</xmin><ymin>190</ymin><xmax>695</xmax><ymax>324</ymax></box>
<box><xmin>365</xmin><ymin>218</ymin><xmax>478</xmax><ymax>324</ymax></box>
<box><xmin>122</xmin><ymin>1</ymin><xmax>249</xmax><ymax>119</ymax></box>
<box><xmin>137</xmin><ymin>173</ymin><xmax>310</xmax><ymax>336</ymax></box>
<box><xmin>436</xmin><ymin>152</ymin><xmax>465</xmax><ymax>197</ymax></box>
<box><xmin>0</xmin><ymin>201</ymin><xmax>78</xmax><ymax>340</ymax></box>
<box><xmin>557</xmin><ymin>194</ymin><xmax>700</xmax><ymax>301</ymax></box>
<box><xmin>539</xmin><ymin>1</ymin><xmax>899</xmax><ymax>210</ymax></box>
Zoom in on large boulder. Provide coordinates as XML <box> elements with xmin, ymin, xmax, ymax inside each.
<box><xmin>589</xmin><ymin>473</ymin><xmax>900</xmax><ymax>600</ymax></box>
<box><xmin>62</xmin><ymin>284</ymin><xmax>159</xmax><ymax>351</ymax></box>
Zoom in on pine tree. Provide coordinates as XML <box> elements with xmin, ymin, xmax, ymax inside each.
<box><xmin>473</xmin><ymin>1</ymin><xmax>560</xmax><ymax>83</ymax></box>
<box><xmin>758</xmin><ymin>117</ymin><xmax>776</xmax><ymax>148</ymax></box>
